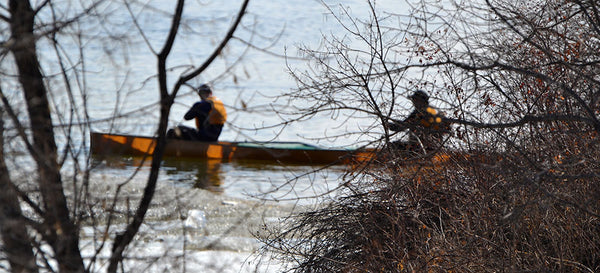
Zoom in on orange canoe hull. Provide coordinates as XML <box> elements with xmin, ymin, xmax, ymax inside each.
<box><xmin>90</xmin><ymin>132</ymin><xmax>375</xmax><ymax>165</ymax></box>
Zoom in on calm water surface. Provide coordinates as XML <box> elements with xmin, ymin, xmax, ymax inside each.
<box><xmin>1</xmin><ymin>0</ymin><xmax>402</xmax><ymax>228</ymax></box>
<box><xmin>5</xmin><ymin>0</ymin><xmax>403</xmax><ymax>270</ymax></box>
<box><xmin>81</xmin><ymin>0</ymin><xmax>398</xmax><ymax>203</ymax></box>
<box><xmin>96</xmin><ymin>155</ymin><xmax>348</xmax><ymax>204</ymax></box>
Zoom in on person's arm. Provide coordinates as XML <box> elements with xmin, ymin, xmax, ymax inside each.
<box><xmin>184</xmin><ymin>102</ymin><xmax>211</xmax><ymax>120</ymax></box>
<box><xmin>388</xmin><ymin>120</ymin><xmax>404</xmax><ymax>132</ymax></box>
<box><xmin>388</xmin><ymin>111</ymin><xmax>416</xmax><ymax>132</ymax></box>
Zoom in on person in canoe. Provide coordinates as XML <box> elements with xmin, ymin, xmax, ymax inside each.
<box><xmin>387</xmin><ymin>90</ymin><xmax>450</xmax><ymax>154</ymax></box>
<box><xmin>167</xmin><ymin>84</ymin><xmax>227</xmax><ymax>141</ymax></box>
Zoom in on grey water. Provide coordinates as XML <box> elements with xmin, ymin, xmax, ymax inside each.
<box><xmin>4</xmin><ymin>0</ymin><xmax>401</xmax><ymax>271</ymax></box>
<box><xmin>77</xmin><ymin>0</ymin><xmax>397</xmax><ymax>203</ymax></box>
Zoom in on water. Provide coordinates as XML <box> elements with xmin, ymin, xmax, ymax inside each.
<box><xmin>77</xmin><ymin>0</ymin><xmax>399</xmax><ymax>201</ymax></box>
<box><xmin>99</xmin><ymin>155</ymin><xmax>348</xmax><ymax>204</ymax></box>
<box><xmin>3</xmin><ymin>0</ymin><xmax>403</xmax><ymax>271</ymax></box>
<box><xmin>74</xmin><ymin>0</ymin><xmax>399</xmax><ymax>143</ymax></box>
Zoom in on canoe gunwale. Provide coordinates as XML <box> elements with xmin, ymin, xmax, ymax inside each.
<box><xmin>90</xmin><ymin>132</ymin><xmax>374</xmax><ymax>165</ymax></box>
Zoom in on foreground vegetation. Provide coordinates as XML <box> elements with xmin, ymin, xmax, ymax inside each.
<box><xmin>265</xmin><ymin>148</ymin><xmax>600</xmax><ymax>272</ymax></box>
<box><xmin>2</xmin><ymin>0</ymin><xmax>600</xmax><ymax>271</ymax></box>
<box><xmin>1</xmin><ymin>1</ymin><xmax>253</xmax><ymax>271</ymax></box>
<box><xmin>262</xmin><ymin>0</ymin><xmax>600</xmax><ymax>271</ymax></box>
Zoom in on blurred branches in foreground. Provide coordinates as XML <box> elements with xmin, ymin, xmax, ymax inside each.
<box><xmin>262</xmin><ymin>0</ymin><xmax>600</xmax><ymax>271</ymax></box>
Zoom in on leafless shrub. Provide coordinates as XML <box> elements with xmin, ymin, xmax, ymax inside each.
<box><xmin>264</xmin><ymin>147</ymin><xmax>600</xmax><ymax>272</ymax></box>
<box><xmin>261</xmin><ymin>0</ymin><xmax>600</xmax><ymax>272</ymax></box>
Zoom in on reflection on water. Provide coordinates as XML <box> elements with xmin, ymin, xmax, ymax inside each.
<box><xmin>94</xmin><ymin>155</ymin><xmax>225</xmax><ymax>192</ymax></box>
<box><xmin>92</xmin><ymin>155</ymin><xmax>348</xmax><ymax>203</ymax></box>
<box><xmin>162</xmin><ymin>158</ymin><xmax>224</xmax><ymax>193</ymax></box>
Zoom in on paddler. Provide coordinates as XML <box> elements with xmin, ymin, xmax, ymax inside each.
<box><xmin>387</xmin><ymin>90</ymin><xmax>450</xmax><ymax>153</ymax></box>
<box><xmin>167</xmin><ymin>84</ymin><xmax>227</xmax><ymax>141</ymax></box>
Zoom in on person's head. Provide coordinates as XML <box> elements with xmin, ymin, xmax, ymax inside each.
<box><xmin>409</xmin><ymin>90</ymin><xmax>429</xmax><ymax>109</ymax></box>
<box><xmin>197</xmin><ymin>84</ymin><xmax>212</xmax><ymax>100</ymax></box>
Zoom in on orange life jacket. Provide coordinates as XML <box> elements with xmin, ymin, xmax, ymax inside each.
<box><xmin>195</xmin><ymin>96</ymin><xmax>227</xmax><ymax>129</ymax></box>
<box><xmin>419</xmin><ymin>107</ymin><xmax>445</xmax><ymax>130</ymax></box>
<box><xmin>406</xmin><ymin>106</ymin><xmax>449</xmax><ymax>150</ymax></box>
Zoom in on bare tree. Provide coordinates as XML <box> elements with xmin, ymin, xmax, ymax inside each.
<box><xmin>0</xmin><ymin>105</ymin><xmax>38</xmax><ymax>273</ymax></box>
<box><xmin>3</xmin><ymin>1</ymin><xmax>85</xmax><ymax>271</ymax></box>
<box><xmin>106</xmin><ymin>0</ymin><xmax>250</xmax><ymax>271</ymax></box>
<box><xmin>0</xmin><ymin>0</ymin><xmax>252</xmax><ymax>272</ymax></box>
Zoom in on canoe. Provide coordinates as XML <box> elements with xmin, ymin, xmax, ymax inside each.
<box><xmin>90</xmin><ymin>132</ymin><xmax>375</xmax><ymax>165</ymax></box>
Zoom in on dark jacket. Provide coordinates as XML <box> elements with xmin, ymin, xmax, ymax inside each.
<box><xmin>389</xmin><ymin>106</ymin><xmax>449</xmax><ymax>151</ymax></box>
<box><xmin>183</xmin><ymin>97</ymin><xmax>227</xmax><ymax>141</ymax></box>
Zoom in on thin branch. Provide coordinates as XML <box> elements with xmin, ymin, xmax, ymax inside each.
<box><xmin>176</xmin><ymin>0</ymin><xmax>250</xmax><ymax>89</ymax></box>
<box><xmin>444</xmin><ymin>113</ymin><xmax>597</xmax><ymax>129</ymax></box>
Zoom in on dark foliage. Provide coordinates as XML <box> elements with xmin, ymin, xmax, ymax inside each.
<box><xmin>264</xmin><ymin>146</ymin><xmax>600</xmax><ymax>272</ymax></box>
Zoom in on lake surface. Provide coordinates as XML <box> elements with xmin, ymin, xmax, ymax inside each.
<box><xmin>4</xmin><ymin>0</ymin><xmax>402</xmax><ymax>271</ymax></box>
<box><xmin>96</xmin><ymin>155</ymin><xmax>349</xmax><ymax>204</ymax></box>
<box><xmin>81</xmin><ymin>0</ymin><xmax>399</xmax><ymax>203</ymax></box>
